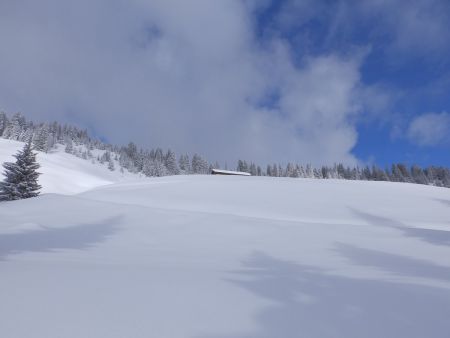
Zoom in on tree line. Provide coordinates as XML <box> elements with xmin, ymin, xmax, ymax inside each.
<box><xmin>1</xmin><ymin>111</ymin><xmax>449</xmax><ymax>188</ymax></box>
<box><xmin>237</xmin><ymin>160</ymin><xmax>450</xmax><ymax>187</ymax></box>
<box><xmin>0</xmin><ymin>112</ymin><xmax>210</xmax><ymax>176</ymax></box>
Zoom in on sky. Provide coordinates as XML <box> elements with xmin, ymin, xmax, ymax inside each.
<box><xmin>0</xmin><ymin>0</ymin><xmax>449</xmax><ymax>167</ymax></box>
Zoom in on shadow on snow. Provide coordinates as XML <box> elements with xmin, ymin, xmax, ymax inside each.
<box><xmin>198</xmin><ymin>251</ymin><xmax>450</xmax><ymax>338</ymax></box>
<box><xmin>350</xmin><ymin>208</ymin><xmax>450</xmax><ymax>247</ymax></box>
<box><xmin>0</xmin><ymin>216</ymin><xmax>120</xmax><ymax>260</ymax></box>
<box><xmin>435</xmin><ymin>198</ymin><xmax>450</xmax><ymax>208</ymax></box>
<box><xmin>336</xmin><ymin>243</ymin><xmax>450</xmax><ymax>283</ymax></box>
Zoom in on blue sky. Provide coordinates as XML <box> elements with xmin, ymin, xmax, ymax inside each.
<box><xmin>0</xmin><ymin>0</ymin><xmax>449</xmax><ymax>166</ymax></box>
<box><xmin>251</xmin><ymin>0</ymin><xmax>450</xmax><ymax>166</ymax></box>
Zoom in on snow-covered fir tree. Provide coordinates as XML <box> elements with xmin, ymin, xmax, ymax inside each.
<box><xmin>142</xmin><ymin>157</ymin><xmax>166</xmax><ymax>177</ymax></box>
<box><xmin>3</xmin><ymin>113</ymin><xmax>26</xmax><ymax>140</ymax></box>
<box><xmin>32</xmin><ymin>124</ymin><xmax>50</xmax><ymax>152</ymax></box>
<box><xmin>65</xmin><ymin>138</ymin><xmax>74</xmax><ymax>154</ymax></box>
<box><xmin>0</xmin><ymin>141</ymin><xmax>41</xmax><ymax>201</ymax></box>
<box><xmin>108</xmin><ymin>159</ymin><xmax>115</xmax><ymax>171</ymax></box>
<box><xmin>0</xmin><ymin>111</ymin><xmax>8</xmax><ymax>136</ymax></box>
<box><xmin>164</xmin><ymin>149</ymin><xmax>179</xmax><ymax>175</ymax></box>
<box><xmin>191</xmin><ymin>154</ymin><xmax>209</xmax><ymax>174</ymax></box>
<box><xmin>178</xmin><ymin>154</ymin><xmax>191</xmax><ymax>174</ymax></box>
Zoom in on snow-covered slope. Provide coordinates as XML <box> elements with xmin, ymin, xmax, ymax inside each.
<box><xmin>0</xmin><ymin>138</ymin><xmax>137</xmax><ymax>194</ymax></box>
<box><xmin>1</xmin><ymin>142</ymin><xmax>450</xmax><ymax>338</ymax></box>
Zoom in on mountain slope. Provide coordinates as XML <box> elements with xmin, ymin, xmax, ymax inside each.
<box><xmin>0</xmin><ymin>138</ymin><xmax>137</xmax><ymax>195</ymax></box>
<box><xmin>0</xmin><ymin>171</ymin><xmax>449</xmax><ymax>338</ymax></box>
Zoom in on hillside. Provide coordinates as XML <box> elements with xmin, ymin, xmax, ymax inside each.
<box><xmin>0</xmin><ymin>138</ymin><xmax>137</xmax><ymax>195</ymax></box>
<box><xmin>0</xmin><ymin>156</ymin><xmax>449</xmax><ymax>337</ymax></box>
<box><xmin>1</xmin><ymin>112</ymin><xmax>449</xmax><ymax>187</ymax></box>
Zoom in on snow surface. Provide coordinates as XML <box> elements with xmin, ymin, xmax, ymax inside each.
<box><xmin>0</xmin><ymin>138</ymin><xmax>137</xmax><ymax>194</ymax></box>
<box><xmin>1</xmin><ymin>139</ymin><xmax>450</xmax><ymax>337</ymax></box>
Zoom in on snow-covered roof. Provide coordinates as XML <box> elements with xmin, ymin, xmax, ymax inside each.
<box><xmin>211</xmin><ymin>169</ymin><xmax>251</xmax><ymax>176</ymax></box>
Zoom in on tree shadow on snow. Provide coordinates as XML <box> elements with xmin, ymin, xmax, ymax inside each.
<box><xmin>197</xmin><ymin>251</ymin><xmax>450</xmax><ymax>338</ymax></box>
<box><xmin>0</xmin><ymin>216</ymin><xmax>121</xmax><ymax>260</ymax></box>
<box><xmin>336</xmin><ymin>243</ymin><xmax>450</xmax><ymax>283</ymax></box>
<box><xmin>350</xmin><ymin>208</ymin><xmax>450</xmax><ymax>247</ymax></box>
<box><xmin>435</xmin><ymin>198</ymin><xmax>450</xmax><ymax>208</ymax></box>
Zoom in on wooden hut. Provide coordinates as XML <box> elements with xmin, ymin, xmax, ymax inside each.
<box><xmin>211</xmin><ymin>169</ymin><xmax>251</xmax><ymax>176</ymax></box>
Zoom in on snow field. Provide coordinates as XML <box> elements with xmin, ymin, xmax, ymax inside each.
<box><xmin>1</xmin><ymin>139</ymin><xmax>450</xmax><ymax>337</ymax></box>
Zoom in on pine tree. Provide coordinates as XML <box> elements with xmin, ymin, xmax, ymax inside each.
<box><xmin>272</xmin><ymin>164</ymin><xmax>278</xmax><ymax>177</ymax></box>
<box><xmin>237</xmin><ymin>160</ymin><xmax>245</xmax><ymax>172</ymax></box>
<box><xmin>249</xmin><ymin>163</ymin><xmax>257</xmax><ymax>176</ymax></box>
<box><xmin>178</xmin><ymin>154</ymin><xmax>191</xmax><ymax>174</ymax></box>
<box><xmin>372</xmin><ymin>165</ymin><xmax>388</xmax><ymax>181</ymax></box>
<box><xmin>65</xmin><ymin>138</ymin><xmax>73</xmax><ymax>154</ymax></box>
<box><xmin>108</xmin><ymin>159</ymin><xmax>115</xmax><ymax>171</ymax></box>
<box><xmin>142</xmin><ymin>158</ymin><xmax>166</xmax><ymax>177</ymax></box>
<box><xmin>411</xmin><ymin>165</ymin><xmax>428</xmax><ymax>185</ymax></box>
<box><xmin>305</xmin><ymin>164</ymin><xmax>313</xmax><ymax>178</ymax></box>
<box><xmin>164</xmin><ymin>149</ymin><xmax>179</xmax><ymax>175</ymax></box>
<box><xmin>285</xmin><ymin>163</ymin><xmax>294</xmax><ymax>177</ymax></box>
<box><xmin>397</xmin><ymin>164</ymin><xmax>412</xmax><ymax>183</ymax></box>
<box><xmin>192</xmin><ymin>154</ymin><xmax>208</xmax><ymax>174</ymax></box>
<box><xmin>4</xmin><ymin>113</ymin><xmax>26</xmax><ymax>140</ymax></box>
<box><xmin>313</xmin><ymin>168</ymin><xmax>322</xmax><ymax>179</ymax></box>
<box><xmin>33</xmin><ymin>124</ymin><xmax>50</xmax><ymax>152</ymax></box>
<box><xmin>0</xmin><ymin>141</ymin><xmax>41</xmax><ymax>201</ymax></box>
<box><xmin>0</xmin><ymin>111</ymin><xmax>8</xmax><ymax>136</ymax></box>
<box><xmin>266</xmin><ymin>164</ymin><xmax>272</xmax><ymax>176</ymax></box>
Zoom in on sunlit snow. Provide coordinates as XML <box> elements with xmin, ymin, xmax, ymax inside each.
<box><xmin>1</xmin><ymin>139</ymin><xmax>449</xmax><ymax>338</ymax></box>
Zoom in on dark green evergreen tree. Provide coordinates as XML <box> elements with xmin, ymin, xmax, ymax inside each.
<box><xmin>0</xmin><ymin>141</ymin><xmax>41</xmax><ymax>201</ymax></box>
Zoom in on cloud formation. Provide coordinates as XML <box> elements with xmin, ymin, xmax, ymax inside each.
<box><xmin>407</xmin><ymin>112</ymin><xmax>450</xmax><ymax>146</ymax></box>
<box><xmin>0</xmin><ymin>0</ymin><xmax>401</xmax><ymax>165</ymax></box>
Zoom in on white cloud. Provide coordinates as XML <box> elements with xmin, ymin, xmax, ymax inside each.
<box><xmin>407</xmin><ymin>112</ymin><xmax>450</xmax><ymax>146</ymax></box>
<box><xmin>0</xmin><ymin>0</ymin><xmax>377</xmax><ymax>165</ymax></box>
<box><xmin>273</xmin><ymin>0</ymin><xmax>450</xmax><ymax>60</ymax></box>
<box><xmin>358</xmin><ymin>0</ymin><xmax>450</xmax><ymax>59</ymax></box>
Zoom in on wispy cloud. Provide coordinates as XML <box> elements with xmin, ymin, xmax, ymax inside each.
<box><xmin>407</xmin><ymin>112</ymin><xmax>450</xmax><ymax>146</ymax></box>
